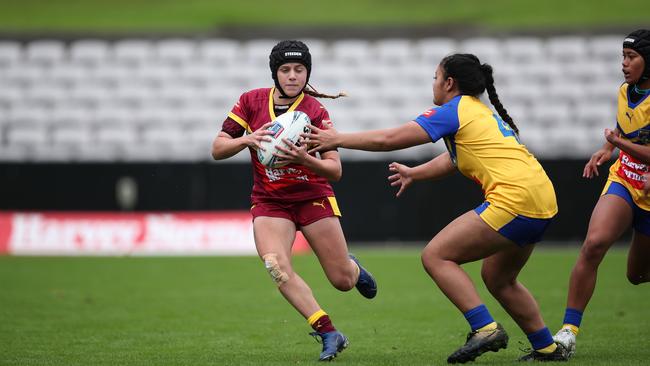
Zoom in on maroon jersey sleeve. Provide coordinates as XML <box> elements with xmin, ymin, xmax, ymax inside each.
<box><xmin>223</xmin><ymin>92</ymin><xmax>252</xmax><ymax>136</ymax></box>
<box><xmin>221</xmin><ymin>118</ymin><xmax>245</xmax><ymax>138</ymax></box>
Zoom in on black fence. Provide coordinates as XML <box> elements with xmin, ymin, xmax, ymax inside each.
<box><xmin>1</xmin><ymin>160</ymin><xmax>607</xmax><ymax>242</ymax></box>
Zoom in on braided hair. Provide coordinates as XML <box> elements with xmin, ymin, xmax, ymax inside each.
<box><xmin>440</xmin><ymin>54</ymin><xmax>519</xmax><ymax>135</ymax></box>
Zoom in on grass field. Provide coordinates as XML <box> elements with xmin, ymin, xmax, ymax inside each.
<box><xmin>0</xmin><ymin>246</ymin><xmax>648</xmax><ymax>365</ymax></box>
<box><xmin>1</xmin><ymin>0</ymin><xmax>649</xmax><ymax>32</ymax></box>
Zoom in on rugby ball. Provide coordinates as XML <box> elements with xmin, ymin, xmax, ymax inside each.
<box><xmin>257</xmin><ymin>111</ymin><xmax>311</xmax><ymax>168</ymax></box>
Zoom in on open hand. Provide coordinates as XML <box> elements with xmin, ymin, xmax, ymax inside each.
<box><xmin>247</xmin><ymin>122</ymin><xmax>274</xmax><ymax>150</ymax></box>
<box><xmin>583</xmin><ymin>148</ymin><xmax>612</xmax><ymax>178</ymax></box>
<box><xmin>388</xmin><ymin>162</ymin><xmax>413</xmax><ymax>197</ymax></box>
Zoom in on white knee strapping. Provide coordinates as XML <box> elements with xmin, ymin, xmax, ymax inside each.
<box><xmin>263</xmin><ymin>253</ymin><xmax>289</xmax><ymax>285</ymax></box>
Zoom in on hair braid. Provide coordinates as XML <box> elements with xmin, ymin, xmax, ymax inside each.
<box><xmin>304</xmin><ymin>83</ymin><xmax>347</xmax><ymax>99</ymax></box>
<box><xmin>481</xmin><ymin>64</ymin><xmax>519</xmax><ymax>135</ymax></box>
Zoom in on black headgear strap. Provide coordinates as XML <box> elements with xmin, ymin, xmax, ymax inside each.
<box><xmin>269</xmin><ymin>40</ymin><xmax>312</xmax><ymax>98</ymax></box>
<box><xmin>623</xmin><ymin>29</ymin><xmax>650</xmax><ymax>83</ymax></box>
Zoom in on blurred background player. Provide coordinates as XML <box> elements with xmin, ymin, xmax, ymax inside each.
<box><xmin>210</xmin><ymin>40</ymin><xmax>377</xmax><ymax>361</ymax></box>
<box><xmin>304</xmin><ymin>53</ymin><xmax>569</xmax><ymax>363</ymax></box>
<box><xmin>553</xmin><ymin>29</ymin><xmax>650</xmax><ymax>357</ymax></box>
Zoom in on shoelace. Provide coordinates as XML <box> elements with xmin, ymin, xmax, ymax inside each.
<box><xmin>309</xmin><ymin>332</ymin><xmax>323</xmax><ymax>344</ymax></box>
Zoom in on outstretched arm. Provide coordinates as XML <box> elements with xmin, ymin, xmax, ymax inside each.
<box><xmin>388</xmin><ymin>152</ymin><xmax>456</xmax><ymax>197</ymax></box>
<box><xmin>304</xmin><ymin>121</ymin><xmax>431</xmax><ymax>153</ymax></box>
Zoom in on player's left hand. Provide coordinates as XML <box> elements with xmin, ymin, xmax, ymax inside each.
<box><xmin>273</xmin><ymin>138</ymin><xmax>310</xmax><ymax>164</ymax></box>
<box><xmin>388</xmin><ymin>162</ymin><xmax>414</xmax><ymax>197</ymax></box>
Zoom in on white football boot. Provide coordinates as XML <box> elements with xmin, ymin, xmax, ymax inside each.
<box><xmin>553</xmin><ymin>328</ymin><xmax>576</xmax><ymax>358</ymax></box>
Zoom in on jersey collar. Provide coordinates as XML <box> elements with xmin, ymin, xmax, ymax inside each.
<box><xmin>268</xmin><ymin>87</ymin><xmax>304</xmax><ymax>120</ymax></box>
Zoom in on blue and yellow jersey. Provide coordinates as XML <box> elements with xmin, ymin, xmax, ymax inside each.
<box><xmin>607</xmin><ymin>83</ymin><xmax>650</xmax><ymax>210</ymax></box>
<box><xmin>415</xmin><ymin>95</ymin><xmax>557</xmax><ymax>219</ymax></box>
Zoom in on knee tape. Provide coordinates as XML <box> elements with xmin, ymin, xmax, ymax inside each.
<box><xmin>263</xmin><ymin>253</ymin><xmax>289</xmax><ymax>285</ymax></box>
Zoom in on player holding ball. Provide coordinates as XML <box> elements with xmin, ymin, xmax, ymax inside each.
<box><xmin>211</xmin><ymin>40</ymin><xmax>377</xmax><ymax>362</ymax></box>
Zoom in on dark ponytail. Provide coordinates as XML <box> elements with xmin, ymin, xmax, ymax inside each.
<box><xmin>480</xmin><ymin>63</ymin><xmax>518</xmax><ymax>135</ymax></box>
<box><xmin>440</xmin><ymin>54</ymin><xmax>518</xmax><ymax>135</ymax></box>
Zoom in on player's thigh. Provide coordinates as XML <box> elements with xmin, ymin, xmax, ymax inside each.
<box><xmin>583</xmin><ymin>194</ymin><xmax>633</xmax><ymax>249</ymax></box>
<box><xmin>423</xmin><ymin>210</ymin><xmax>515</xmax><ymax>265</ymax></box>
<box><xmin>301</xmin><ymin>216</ymin><xmax>350</xmax><ymax>274</ymax></box>
<box><xmin>628</xmin><ymin>230</ymin><xmax>650</xmax><ymax>277</ymax></box>
<box><xmin>253</xmin><ymin>216</ymin><xmax>297</xmax><ymax>266</ymax></box>
<box><xmin>481</xmin><ymin>243</ymin><xmax>534</xmax><ymax>287</ymax></box>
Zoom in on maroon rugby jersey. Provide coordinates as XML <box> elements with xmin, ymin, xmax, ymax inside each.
<box><xmin>221</xmin><ymin>88</ymin><xmax>335</xmax><ymax>204</ymax></box>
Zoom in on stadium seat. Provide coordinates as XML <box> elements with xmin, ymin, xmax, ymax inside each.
<box><xmin>7</xmin><ymin>125</ymin><xmax>49</xmax><ymax>145</ymax></box>
<box><xmin>375</xmin><ymin>39</ymin><xmax>415</xmax><ymax>65</ymax></box>
<box><xmin>460</xmin><ymin>38</ymin><xmax>503</xmax><ymax>63</ymax></box>
<box><xmin>25</xmin><ymin>41</ymin><xmax>66</xmax><ymax>64</ymax></box>
<box><xmin>415</xmin><ymin>38</ymin><xmax>457</xmax><ymax>64</ymax></box>
<box><xmin>530</xmin><ymin>102</ymin><xmax>571</xmax><ymax>127</ymax></box>
<box><xmin>198</xmin><ymin>39</ymin><xmax>240</xmax><ymax>64</ymax></box>
<box><xmin>0</xmin><ymin>41</ymin><xmax>22</xmax><ymax>65</ymax></box>
<box><xmin>6</xmin><ymin>107</ymin><xmax>51</xmax><ymax>126</ymax></box>
<box><xmin>331</xmin><ymin>39</ymin><xmax>373</xmax><ymax>65</ymax></box>
<box><xmin>113</xmin><ymin>40</ymin><xmax>155</xmax><ymax>65</ymax></box>
<box><xmin>155</xmin><ymin>39</ymin><xmax>196</xmax><ymax>64</ymax></box>
<box><xmin>546</xmin><ymin>36</ymin><xmax>588</xmax><ymax>62</ymax></box>
<box><xmin>3</xmin><ymin>62</ymin><xmax>46</xmax><ymax>86</ymax></box>
<box><xmin>52</xmin><ymin>125</ymin><xmax>92</xmax><ymax>145</ymax></box>
<box><xmin>96</xmin><ymin>125</ymin><xmax>138</xmax><ymax>145</ymax></box>
<box><xmin>588</xmin><ymin>35</ymin><xmax>622</xmax><ymax>62</ymax></box>
<box><xmin>575</xmin><ymin>100</ymin><xmax>617</xmax><ymax>126</ymax></box>
<box><xmin>69</xmin><ymin>40</ymin><xmax>110</xmax><ymax>65</ymax></box>
<box><xmin>503</xmin><ymin>37</ymin><xmax>545</xmax><ymax>62</ymax></box>
<box><xmin>243</xmin><ymin>39</ymin><xmax>280</xmax><ymax>66</ymax></box>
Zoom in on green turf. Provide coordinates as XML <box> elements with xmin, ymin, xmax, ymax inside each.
<box><xmin>0</xmin><ymin>0</ymin><xmax>648</xmax><ymax>32</ymax></box>
<box><xmin>0</xmin><ymin>247</ymin><xmax>648</xmax><ymax>365</ymax></box>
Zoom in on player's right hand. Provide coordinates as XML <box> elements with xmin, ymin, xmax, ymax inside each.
<box><xmin>388</xmin><ymin>162</ymin><xmax>413</xmax><ymax>197</ymax></box>
<box><xmin>247</xmin><ymin>122</ymin><xmax>274</xmax><ymax>150</ymax></box>
<box><xmin>583</xmin><ymin>148</ymin><xmax>612</xmax><ymax>178</ymax></box>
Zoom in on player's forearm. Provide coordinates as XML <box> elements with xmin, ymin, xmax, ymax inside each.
<box><xmin>338</xmin><ymin>128</ymin><xmax>408</xmax><ymax>152</ymax></box>
<box><xmin>300</xmin><ymin>155</ymin><xmax>342</xmax><ymax>181</ymax></box>
<box><xmin>211</xmin><ymin>136</ymin><xmax>249</xmax><ymax>160</ymax></box>
<box><xmin>409</xmin><ymin>153</ymin><xmax>456</xmax><ymax>181</ymax></box>
<box><xmin>615</xmin><ymin>139</ymin><xmax>650</xmax><ymax>163</ymax></box>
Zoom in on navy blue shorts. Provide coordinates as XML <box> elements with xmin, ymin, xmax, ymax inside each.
<box><xmin>603</xmin><ymin>181</ymin><xmax>650</xmax><ymax>236</ymax></box>
<box><xmin>475</xmin><ymin>202</ymin><xmax>554</xmax><ymax>246</ymax></box>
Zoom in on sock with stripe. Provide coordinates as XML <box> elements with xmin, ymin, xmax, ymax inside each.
<box><xmin>527</xmin><ymin>327</ymin><xmax>557</xmax><ymax>353</ymax></box>
<box><xmin>463</xmin><ymin>304</ymin><xmax>497</xmax><ymax>332</ymax></box>
<box><xmin>308</xmin><ymin>309</ymin><xmax>336</xmax><ymax>333</ymax></box>
<box><xmin>561</xmin><ymin>308</ymin><xmax>582</xmax><ymax>335</ymax></box>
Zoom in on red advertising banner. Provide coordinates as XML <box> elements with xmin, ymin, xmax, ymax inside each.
<box><xmin>0</xmin><ymin>212</ymin><xmax>309</xmax><ymax>256</ymax></box>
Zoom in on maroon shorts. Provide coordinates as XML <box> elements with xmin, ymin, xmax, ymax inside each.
<box><xmin>251</xmin><ymin>196</ymin><xmax>341</xmax><ymax>227</ymax></box>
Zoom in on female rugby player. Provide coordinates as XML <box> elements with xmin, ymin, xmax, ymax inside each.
<box><xmin>553</xmin><ymin>29</ymin><xmax>650</xmax><ymax>358</ymax></box>
<box><xmin>211</xmin><ymin>40</ymin><xmax>377</xmax><ymax>362</ymax></box>
<box><xmin>304</xmin><ymin>53</ymin><xmax>569</xmax><ymax>363</ymax></box>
